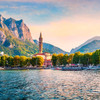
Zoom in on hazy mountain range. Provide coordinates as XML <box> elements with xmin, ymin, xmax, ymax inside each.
<box><xmin>34</xmin><ymin>40</ymin><xmax>67</xmax><ymax>54</ymax></box>
<box><xmin>70</xmin><ymin>36</ymin><xmax>100</xmax><ymax>53</ymax></box>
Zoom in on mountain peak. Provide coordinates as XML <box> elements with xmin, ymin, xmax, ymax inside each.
<box><xmin>6</xmin><ymin>18</ymin><xmax>16</xmax><ymax>23</ymax></box>
<box><xmin>20</xmin><ymin>19</ymin><xmax>23</xmax><ymax>22</ymax></box>
<box><xmin>89</xmin><ymin>36</ymin><xmax>100</xmax><ymax>40</ymax></box>
<box><xmin>0</xmin><ymin>15</ymin><xmax>34</xmax><ymax>43</ymax></box>
<box><xmin>0</xmin><ymin>14</ymin><xmax>5</xmax><ymax>22</ymax></box>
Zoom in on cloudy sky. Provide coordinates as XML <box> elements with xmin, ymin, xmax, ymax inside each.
<box><xmin>0</xmin><ymin>0</ymin><xmax>100</xmax><ymax>52</ymax></box>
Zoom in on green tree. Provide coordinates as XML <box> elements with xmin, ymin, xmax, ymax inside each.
<box><xmin>13</xmin><ymin>55</ymin><xmax>20</xmax><ymax>67</ymax></box>
<box><xmin>79</xmin><ymin>54</ymin><xmax>84</xmax><ymax>64</ymax></box>
<box><xmin>36</xmin><ymin>56</ymin><xmax>44</xmax><ymax>67</ymax></box>
<box><xmin>0</xmin><ymin>56</ymin><xmax>1</xmax><ymax>66</ymax></box>
<box><xmin>80</xmin><ymin>53</ymin><xmax>92</xmax><ymax>66</ymax></box>
<box><xmin>57</xmin><ymin>53</ymin><xmax>64</xmax><ymax>66</ymax></box>
<box><xmin>92</xmin><ymin>50</ymin><xmax>100</xmax><ymax>65</ymax></box>
<box><xmin>20</xmin><ymin>56</ymin><xmax>27</xmax><ymax>67</ymax></box>
<box><xmin>62</xmin><ymin>54</ymin><xmax>68</xmax><ymax>66</ymax></box>
<box><xmin>73</xmin><ymin>52</ymin><xmax>81</xmax><ymax>64</ymax></box>
<box><xmin>31</xmin><ymin>56</ymin><xmax>36</xmax><ymax>67</ymax></box>
<box><xmin>1</xmin><ymin>55</ymin><xmax>8</xmax><ymax>67</ymax></box>
<box><xmin>7</xmin><ymin>56</ymin><xmax>14</xmax><ymax>67</ymax></box>
<box><xmin>26</xmin><ymin>57</ymin><xmax>31</xmax><ymax>66</ymax></box>
<box><xmin>51</xmin><ymin>54</ymin><xmax>58</xmax><ymax>67</ymax></box>
<box><xmin>67</xmin><ymin>54</ymin><xmax>74</xmax><ymax>64</ymax></box>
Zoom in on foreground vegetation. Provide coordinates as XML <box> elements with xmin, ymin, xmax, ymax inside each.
<box><xmin>52</xmin><ymin>49</ymin><xmax>100</xmax><ymax>66</ymax></box>
<box><xmin>1</xmin><ymin>49</ymin><xmax>100</xmax><ymax>68</ymax></box>
<box><xmin>0</xmin><ymin>55</ymin><xmax>44</xmax><ymax>67</ymax></box>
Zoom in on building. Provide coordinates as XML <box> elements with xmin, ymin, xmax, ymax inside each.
<box><xmin>33</xmin><ymin>33</ymin><xmax>52</xmax><ymax>67</ymax></box>
<box><xmin>39</xmin><ymin>32</ymin><xmax>43</xmax><ymax>53</ymax></box>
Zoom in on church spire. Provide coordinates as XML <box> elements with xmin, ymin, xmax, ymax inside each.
<box><xmin>40</xmin><ymin>32</ymin><xmax>42</xmax><ymax>38</ymax></box>
<box><xmin>39</xmin><ymin>32</ymin><xmax>43</xmax><ymax>53</ymax></box>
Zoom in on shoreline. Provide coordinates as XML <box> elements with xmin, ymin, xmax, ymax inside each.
<box><xmin>0</xmin><ymin>67</ymin><xmax>50</xmax><ymax>70</ymax></box>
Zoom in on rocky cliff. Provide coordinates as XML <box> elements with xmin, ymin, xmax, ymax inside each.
<box><xmin>0</xmin><ymin>15</ymin><xmax>34</xmax><ymax>43</ymax></box>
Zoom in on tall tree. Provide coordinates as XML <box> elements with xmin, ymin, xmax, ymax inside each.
<box><xmin>31</xmin><ymin>56</ymin><xmax>36</xmax><ymax>67</ymax></box>
<box><xmin>13</xmin><ymin>55</ymin><xmax>20</xmax><ymax>67</ymax></box>
<box><xmin>57</xmin><ymin>53</ymin><xmax>64</xmax><ymax>66</ymax></box>
<box><xmin>51</xmin><ymin>54</ymin><xmax>58</xmax><ymax>67</ymax></box>
<box><xmin>36</xmin><ymin>56</ymin><xmax>44</xmax><ymax>67</ymax></box>
<box><xmin>26</xmin><ymin>57</ymin><xmax>31</xmax><ymax>66</ymax></box>
<box><xmin>67</xmin><ymin>54</ymin><xmax>74</xmax><ymax>64</ymax></box>
<box><xmin>7</xmin><ymin>56</ymin><xmax>14</xmax><ymax>67</ymax></box>
<box><xmin>73</xmin><ymin>52</ymin><xmax>81</xmax><ymax>64</ymax></box>
<box><xmin>20</xmin><ymin>56</ymin><xmax>27</xmax><ymax>67</ymax></box>
<box><xmin>92</xmin><ymin>50</ymin><xmax>100</xmax><ymax>65</ymax></box>
<box><xmin>1</xmin><ymin>55</ymin><xmax>8</xmax><ymax>67</ymax></box>
<box><xmin>63</xmin><ymin>54</ymin><xmax>68</xmax><ymax>66</ymax></box>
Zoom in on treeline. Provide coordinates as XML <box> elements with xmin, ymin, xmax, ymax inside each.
<box><xmin>52</xmin><ymin>50</ymin><xmax>100</xmax><ymax>66</ymax></box>
<box><xmin>0</xmin><ymin>55</ymin><xmax>44</xmax><ymax>67</ymax></box>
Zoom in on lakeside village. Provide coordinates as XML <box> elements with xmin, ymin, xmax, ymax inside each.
<box><xmin>0</xmin><ymin>33</ymin><xmax>100</xmax><ymax>70</ymax></box>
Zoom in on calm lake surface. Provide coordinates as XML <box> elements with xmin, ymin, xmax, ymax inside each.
<box><xmin>0</xmin><ymin>70</ymin><xmax>100</xmax><ymax>100</ymax></box>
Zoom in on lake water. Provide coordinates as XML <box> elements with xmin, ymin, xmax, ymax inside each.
<box><xmin>0</xmin><ymin>70</ymin><xmax>100</xmax><ymax>100</ymax></box>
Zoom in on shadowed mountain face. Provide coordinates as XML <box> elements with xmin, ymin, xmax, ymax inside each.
<box><xmin>70</xmin><ymin>36</ymin><xmax>100</xmax><ymax>53</ymax></box>
<box><xmin>0</xmin><ymin>27</ymin><xmax>38</xmax><ymax>56</ymax></box>
<box><xmin>34</xmin><ymin>40</ymin><xmax>68</xmax><ymax>54</ymax></box>
<box><xmin>0</xmin><ymin>15</ymin><xmax>34</xmax><ymax>43</ymax></box>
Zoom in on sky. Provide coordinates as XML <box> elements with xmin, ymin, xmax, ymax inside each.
<box><xmin>0</xmin><ymin>0</ymin><xmax>100</xmax><ymax>52</ymax></box>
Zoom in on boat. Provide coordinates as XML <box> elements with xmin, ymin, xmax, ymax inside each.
<box><xmin>85</xmin><ymin>65</ymin><xmax>100</xmax><ymax>70</ymax></box>
<box><xmin>62</xmin><ymin>66</ymin><xmax>83</xmax><ymax>71</ymax></box>
<box><xmin>51</xmin><ymin>67</ymin><xmax>62</xmax><ymax>70</ymax></box>
<box><xmin>0</xmin><ymin>67</ymin><xmax>4</xmax><ymax>70</ymax></box>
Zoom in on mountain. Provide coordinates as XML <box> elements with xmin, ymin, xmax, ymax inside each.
<box><xmin>0</xmin><ymin>15</ymin><xmax>66</xmax><ymax>56</ymax></box>
<box><xmin>0</xmin><ymin>27</ymin><xmax>39</xmax><ymax>56</ymax></box>
<box><xmin>0</xmin><ymin>15</ymin><xmax>57</xmax><ymax>56</ymax></box>
<box><xmin>70</xmin><ymin>36</ymin><xmax>100</xmax><ymax>53</ymax></box>
<box><xmin>0</xmin><ymin>14</ymin><xmax>34</xmax><ymax>43</ymax></box>
<box><xmin>34</xmin><ymin>40</ymin><xmax>68</xmax><ymax>54</ymax></box>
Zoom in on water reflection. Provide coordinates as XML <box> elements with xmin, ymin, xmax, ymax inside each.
<box><xmin>0</xmin><ymin>70</ymin><xmax>100</xmax><ymax>99</ymax></box>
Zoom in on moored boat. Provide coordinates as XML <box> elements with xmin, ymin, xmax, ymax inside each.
<box><xmin>85</xmin><ymin>65</ymin><xmax>100</xmax><ymax>70</ymax></box>
<box><xmin>62</xmin><ymin>66</ymin><xmax>83</xmax><ymax>71</ymax></box>
<box><xmin>0</xmin><ymin>67</ymin><xmax>4</xmax><ymax>70</ymax></box>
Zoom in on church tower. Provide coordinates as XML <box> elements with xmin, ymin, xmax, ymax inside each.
<box><xmin>39</xmin><ymin>32</ymin><xmax>43</xmax><ymax>53</ymax></box>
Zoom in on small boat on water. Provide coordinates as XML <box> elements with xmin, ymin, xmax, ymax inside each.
<box><xmin>55</xmin><ymin>67</ymin><xmax>62</xmax><ymax>70</ymax></box>
<box><xmin>51</xmin><ymin>67</ymin><xmax>62</xmax><ymax>70</ymax></box>
<box><xmin>62</xmin><ymin>67</ymin><xmax>83</xmax><ymax>71</ymax></box>
<box><xmin>0</xmin><ymin>67</ymin><xmax>4</xmax><ymax>70</ymax></box>
<box><xmin>85</xmin><ymin>65</ymin><xmax>100</xmax><ymax>70</ymax></box>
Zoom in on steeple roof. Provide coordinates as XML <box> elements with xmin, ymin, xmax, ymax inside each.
<box><xmin>40</xmin><ymin>32</ymin><xmax>42</xmax><ymax>38</ymax></box>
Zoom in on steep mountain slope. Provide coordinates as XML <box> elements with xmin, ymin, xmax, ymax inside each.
<box><xmin>0</xmin><ymin>15</ymin><xmax>34</xmax><ymax>43</ymax></box>
<box><xmin>76</xmin><ymin>40</ymin><xmax>100</xmax><ymax>53</ymax></box>
<box><xmin>70</xmin><ymin>36</ymin><xmax>100</xmax><ymax>53</ymax></box>
<box><xmin>34</xmin><ymin>40</ymin><xmax>68</xmax><ymax>54</ymax></box>
<box><xmin>0</xmin><ymin>27</ymin><xmax>38</xmax><ymax>56</ymax></box>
